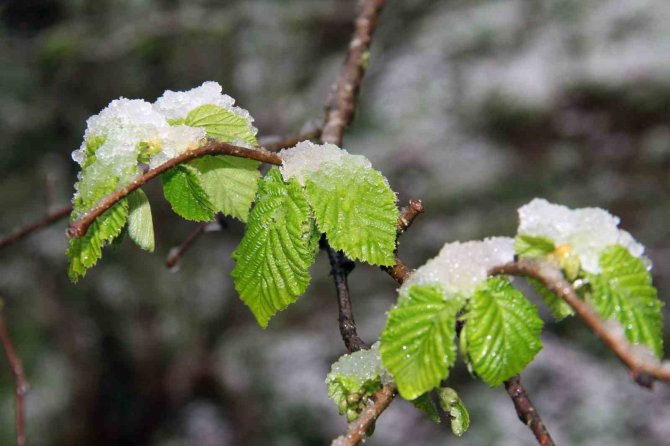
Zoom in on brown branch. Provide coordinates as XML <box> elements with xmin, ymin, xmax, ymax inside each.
<box><xmin>0</xmin><ymin>205</ymin><xmax>72</xmax><ymax>251</ymax></box>
<box><xmin>396</xmin><ymin>199</ymin><xmax>424</xmax><ymax>235</ymax></box>
<box><xmin>165</xmin><ymin>222</ymin><xmax>209</xmax><ymax>269</ymax></box>
<box><xmin>321</xmin><ymin>0</ymin><xmax>387</xmax><ymax>145</ymax></box>
<box><xmin>490</xmin><ymin>258</ymin><xmax>670</xmax><ymax>386</ymax></box>
<box><xmin>504</xmin><ymin>375</ymin><xmax>556</xmax><ymax>446</ymax></box>
<box><xmin>0</xmin><ymin>300</ymin><xmax>28</xmax><ymax>446</ymax></box>
<box><xmin>261</xmin><ymin>128</ymin><xmax>322</xmax><ymax>152</ymax></box>
<box><xmin>332</xmin><ymin>382</ymin><xmax>397</xmax><ymax>446</ymax></box>
<box><xmin>67</xmin><ymin>141</ymin><xmax>281</xmax><ymax>238</ymax></box>
<box><xmin>325</xmin><ymin>245</ymin><xmax>367</xmax><ymax>353</ymax></box>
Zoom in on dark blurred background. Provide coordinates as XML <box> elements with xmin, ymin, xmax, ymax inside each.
<box><xmin>1</xmin><ymin>0</ymin><xmax>670</xmax><ymax>445</ymax></box>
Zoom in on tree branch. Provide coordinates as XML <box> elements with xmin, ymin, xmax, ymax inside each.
<box><xmin>67</xmin><ymin>141</ymin><xmax>281</xmax><ymax>238</ymax></box>
<box><xmin>261</xmin><ymin>128</ymin><xmax>322</xmax><ymax>152</ymax></box>
<box><xmin>321</xmin><ymin>0</ymin><xmax>387</xmax><ymax>144</ymax></box>
<box><xmin>0</xmin><ymin>205</ymin><xmax>72</xmax><ymax>251</ymax></box>
<box><xmin>0</xmin><ymin>300</ymin><xmax>28</xmax><ymax>446</ymax></box>
<box><xmin>490</xmin><ymin>258</ymin><xmax>670</xmax><ymax>386</ymax></box>
<box><xmin>504</xmin><ymin>375</ymin><xmax>556</xmax><ymax>446</ymax></box>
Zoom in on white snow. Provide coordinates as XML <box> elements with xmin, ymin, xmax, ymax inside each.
<box><xmin>518</xmin><ymin>198</ymin><xmax>645</xmax><ymax>273</ymax></box>
<box><xmin>278</xmin><ymin>141</ymin><xmax>371</xmax><ymax>186</ymax></box>
<box><xmin>401</xmin><ymin>237</ymin><xmax>515</xmax><ymax>297</ymax></box>
<box><xmin>153</xmin><ymin>81</ymin><xmax>258</xmax><ymax>140</ymax></box>
<box><xmin>326</xmin><ymin>342</ymin><xmax>388</xmax><ymax>388</ymax></box>
<box><xmin>71</xmin><ymin>82</ymin><xmax>255</xmax><ymax>213</ymax></box>
<box><xmin>148</xmin><ymin>125</ymin><xmax>206</xmax><ymax>169</ymax></box>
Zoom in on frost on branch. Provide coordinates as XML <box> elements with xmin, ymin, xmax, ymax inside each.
<box><xmin>400</xmin><ymin>237</ymin><xmax>515</xmax><ymax>298</ymax></box>
<box><xmin>517</xmin><ymin>198</ymin><xmax>645</xmax><ymax>274</ymax></box>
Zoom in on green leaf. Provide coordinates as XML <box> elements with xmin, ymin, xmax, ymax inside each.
<box><xmin>305</xmin><ymin>160</ymin><xmax>398</xmax><ymax>266</ymax></box>
<box><xmin>437</xmin><ymin>387</ymin><xmax>470</xmax><ymax>437</ymax></box>
<box><xmin>190</xmin><ymin>155</ymin><xmax>260</xmax><ymax>222</ymax></box>
<box><xmin>127</xmin><ymin>189</ymin><xmax>155</xmax><ymax>252</ymax></box>
<box><xmin>529</xmin><ymin>278</ymin><xmax>574</xmax><ymax>321</ymax></box>
<box><xmin>182</xmin><ymin>104</ymin><xmax>257</xmax><ymax>146</ymax></box>
<box><xmin>231</xmin><ymin>169</ymin><xmax>317</xmax><ymax>327</ymax></box>
<box><xmin>326</xmin><ymin>343</ymin><xmax>385</xmax><ymax>420</ymax></box>
<box><xmin>515</xmin><ymin>234</ymin><xmax>555</xmax><ymax>258</ymax></box>
<box><xmin>410</xmin><ymin>393</ymin><xmax>440</xmax><ymax>424</ymax></box>
<box><xmin>162</xmin><ymin>164</ymin><xmax>215</xmax><ymax>221</ymax></box>
<box><xmin>67</xmin><ymin>200</ymin><xmax>129</xmax><ymax>282</ymax></box>
<box><xmin>461</xmin><ymin>277</ymin><xmax>543</xmax><ymax>386</ymax></box>
<box><xmin>587</xmin><ymin>245</ymin><xmax>664</xmax><ymax>358</ymax></box>
<box><xmin>380</xmin><ymin>284</ymin><xmax>461</xmax><ymax>400</ymax></box>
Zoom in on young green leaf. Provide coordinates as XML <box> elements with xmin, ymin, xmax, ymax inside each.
<box><xmin>190</xmin><ymin>155</ymin><xmax>260</xmax><ymax>222</ymax></box>
<box><xmin>380</xmin><ymin>284</ymin><xmax>462</xmax><ymax>400</ymax></box>
<box><xmin>437</xmin><ymin>387</ymin><xmax>470</xmax><ymax>437</ymax></box>
<box><xmin>162</xmin><ymin>164</ymin><xmax>215</xmax><ymax>221</ymax></box>
<box><xmin>461</xmin><ymin>277</ymin><xmax>543</xmax><ymax>387</ymax></box>
<box><xmin>410</xmin><ymin>393</ymin><xmax>441</xmax><ymax>424</ymax></box>
<box><xmin>182</xmin><ymin>104</ymin><xmax>257</xmax><ymax>146</ymax></box>
<box><xmin>231</xmin><ymin>169</ymin><xmax>317</xmax><ymax>327</ymax></box>
<box><xmin>529</xmin><ymin>278</ymin><xmax>574</xmax><ymax>321</ymax></box>
<box><xmin>514</xmin><ymin>234</ymin><xmax>555</xmax><ymax>258</ymax></box>
<box><xmin>67</xmin><ymin>200</ymin><xmax>129</xmax><ymax>282</ymax></box>
<box><xmin>587</xmin><ymin>245</ymin><xmax>664</xmax><ymax>358</ymax></box>
<box><xmin>127</xmin><ymin>189</ymin><xmax>155</xmax><ymax>252</ymax></box>
<box><xmin>305</xmin><ymin>160</ymin><xmax>398</xmax><ymax>266</ymax></box>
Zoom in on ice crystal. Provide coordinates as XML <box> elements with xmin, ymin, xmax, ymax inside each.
<box><xmin>278</xmin><ymin>141</ymin><xmax>371</xmax><ymax>186</ymax></box>
<box><xmin>401</xmin><ymin>237</ymin><xmax>515</xmax><ymax>297</ymax></box>
<box><xmin>518</xmin><ymin>198</ymin><xmax>645</xmax><ymax>273</ymax></box>
<box><xmin>327</xmin><ymin>342</ymin><xmax>389</xmax><ymax>387</ymax></box>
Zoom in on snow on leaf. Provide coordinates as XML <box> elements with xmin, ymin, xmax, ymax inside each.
<box><xmin>401</xmin><ymin>237</ymin><xmax>515</xmax><ymax>298</ymax></box>
<box><xmin>517</xmin><ymin>198</ymin><xmax>645</xmax><ymax>273</ymax></box>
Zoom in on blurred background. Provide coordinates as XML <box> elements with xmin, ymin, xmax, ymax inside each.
<box><xmin>1</xmin><ymin>0</ymin><xmax>670</xmax><ymax>445</ymax></box>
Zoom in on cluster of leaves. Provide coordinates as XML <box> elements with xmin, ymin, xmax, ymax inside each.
<box><xmin>372</xmin><ymin>226</ymin><xmax>663</xmax><ymax>430</ymax></box>
<box><xmin>67</xmin><ymin>93</ymin><xmax>399</xmax><ymax>331</ymax></box>
<box><xmin>67</xmin><ymin>104</ymin><xmax>260</xmax><ymax>282</ymax></box>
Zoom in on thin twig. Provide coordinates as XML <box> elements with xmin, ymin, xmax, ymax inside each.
<box><xmin>504</xmin><ymin>375</ymin><xmax>556</xmax><ymax>446</ymax></box>
<box><xmin>67</xmin><ymin>141</ymin><xmax>281</xmax><ymax>238</ymax></box>
<box><xmin>165</xmin><ymin>223</ymin><xmax>209</xmax><ymax>269</ymax></box>
<box><xmin>0</xmin><ymin>205</ymin><xmax>72</xmax><ymax>251</ymax></box>
<box><xmin>490</xmin><ymin>258</ymin><xmax>670</xmax><ymax>386</ymax></box>
<box><xmin>261</xmin><ymin>128</ymin><xmax>322</xmax><ymax>152</ymax></box>
<box><xmin>381</xmin><ymin>199</ymin><xmax>424</xmax><ymax>285</ymax></box>
<box><xmin>332</xmin><ymin>382</ymin><xmax>397</xmax><ymax>446</ymax></box>
<box><xmin>321</xmin><ymin>0</ymin><xmax>387</xmax><ymax>145</ymax></box>
<box><xmin>0</xmin><ymin>300</ymin><xmax>28</xmax><ymax>446</ymax></box>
